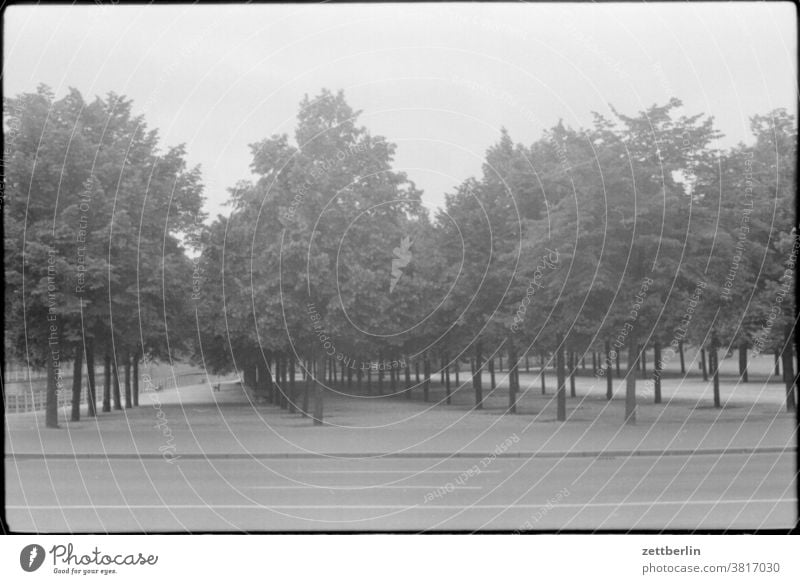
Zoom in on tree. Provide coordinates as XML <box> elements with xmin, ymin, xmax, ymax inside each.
<box><xmin>4</xmin><ymin>86</ymin><xmax>204</xmax><ymax>426</ymax></box>
<box><xmin>195</xmin><ymin>89</ymin><xmax>425</xmax><ymax>423</ymax></box>
<box><xmin>517</xmin><ymin>100</ymin><xmax>722</xmax><ymax>423</ymax></box>
<box><xmin>745</xmin><ymin>110</ymin><xmax>797</xmax><ymax>410</ymax></box>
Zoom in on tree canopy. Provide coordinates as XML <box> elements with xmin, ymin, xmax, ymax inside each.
<box><xmin>4</xmin><ymin>86</ymin><xmax>796</xmax><ymax>426</ymax></box>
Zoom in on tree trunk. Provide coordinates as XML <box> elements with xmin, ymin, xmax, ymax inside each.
<box><xmin>774</xmin><ymin>351</ymin><xmax>781</xmax><ymax>378</ymax></box>
<box><xmin>605</xmin><ymin>339</ymin><xmax>613</xmax><ymax>400</ymax></box>
<box><xmin>347</xmin><ymin>362</ymin><xmax>353</xmax><ymax>389</ymax></box>
<box><xmin>266</xmin><ymin>353</ymin><xmax>276</xmax><ymax>403</ymax></box>
<box><xmin>71</xmin><ymin>343</ymin><xmax>83</xmax><ymax>422</ymax></box>
<box><xmin>132</xmin><ymin>350</ymin><xmax>139</xmax><ymax>407</ymax></box>
<box><xmin>540</xmin><ymin>352</ymin><xmax>546</xmax><ymax>395</ymax></box>
<box><xmin>275</xmin><ymin>355</ymin><xmax>284</xmax><ymax>408</ymax></box>
<box><xmin>625</xmin><ymin>331</ymin><xmax>638</xmax><ymax>425</ymax></box>
<box><xmin>312</xmin><ymin>350</ymin><xmax>325</xmax><ymax>425</ymax></box>
<box><xmin>124</xmin><ymin>353</ymin><xmax>132</xmax><ymax>409</ymax></box>
<box><xmin>298</xmin><ymin>360</ymin><xmax>308</xmax><ymax>416</ymax></box>
<box><xmin>591</xmin><ymin>351</ymin><xmax>597</xmax><ymax>374</ymax></box>
<box><xmin>499</xmin><ymin>355</ymin><xmax>503</xmax><ymax>372</ymax></box>
<box><xmin>415</xmin><ymin>361</ymin><xmax>420</xmax><ymax>384</ymax></box>
<box><xmin>302</xmin><ymin>352</ymin><xmax>311</xmax><ymax>417</ymax></box>
<box><xmin>255</xmin><ymin>357</ymin><xmax>264</xmax><ymax>399</ymax></box>
<box><xmin>739</xmin><ymin>341</ymin><xmax>748</xmax><ymax>382</ymax></box>
<box><xmin>270</xmin><ymin>353</ymin><xmax>284</xmax><ymax>409</ymax></box>
<box><xmin>525</xmin><ymin>354</ymin><xmax>530</xmax><ymax>372</ymax></box>
<box><xmin>277</xmin><ymin>354</ymin><xmax>285</xmax><ymax>409</ymax></box>
<box><xmin>678</xmin><ymin>341</ymin><xmax>686</xmax><ymax>374</ymax></box>
<box><xmin>103</xmin><ymin>351</ymin><xmax>111</xmax><ymax>412</ymax></box>
<box><xmin>615</xmin><ymin>349</ymin><xmax>621</xmax><ymax>377</ymax></box>
<box><xmin>782</xmin><ymin>326</ymin><xmax>796</xmax><ymax>412</ymax></box>
<box><xmin>653</xmin><ymin>340</ymin><xmax>662</xmax><ymax>404</ymax></box>
<box><xmin>288</xmin><ymin>354</ymin><xmax>297</xmax><ymax>413</ymax></box>
<box><xmin>473</xmin><ymin>342</ymin><xmax>483</xmax><ymax>409</ymax></box>
<box><xmin>112</xmin><ymin>355</ymin><xmax>122</xmax><ymax>410</ymax></box>
<box><xmin>582</xmin><ymin>354</ymin><xmax>586</xmax><ymax>371</ymax></box>
<box><xmin>508</xmin><ymin>337</ymin><xmax>518</xmax><ymax>414</ymax></box>
<box><xmin>445</xmin><ymin>354</ymin><xmax>452</xmax><ymax>404</ymax></box>
<box><xmin>701</xmin><ymin>348</ymin><xmax>708</xmax><ymax>381</ymax></box>
<box><xmin>366</xmin><ymin>366</ymin><xmax>373</xmax><ymax>395</ymax></box>
<box><xmin>286</xmin><ymin>353</ymin><xmax>296</xmax><ymax>404</ymax></box>
<box><xmin>489</xmin><ymin>357</ymin><xmax>496</xmax><ymax>390</ymax></box>
<box><xmin>86</xmin><ymin>340</ymin><xmax>97</xmax><ymax>417</ymax></box>
<box><xmin>710</xmin><ymin>335</ymin><xmax>721</xmax><ymax>408</ymax></box>
<box><xmin>556</xmin><ymin>335</ymin><xmax>566</xmax><ymax>422</ymax></box>
<box><xmin>283</xmin><ymin>354</ymin><xmax>290</xmax><ymax>409</ymax></box>
<box><xmin>440</xmin><ymin>354</ymin><xmax>446</xmax><ymax>385</ymax></box>
<box><xmin>455</xmin><ymin>360</ymin><xmax>460</xmax><ymax>385</ymax></box>
<box><xmin>404</xmin><ymin>358</ymin><xmax>410</xmax><ymax>399</ymax></box>
<box><xmin>423</xmin><ymin>354</ymin><xmax>430</xmax><ymax>402</ymax></box>
<box><xmin>46</xmin><ymin>346</ymin><xmax>59</xmax><ymax>428</ymax></box>
<box><xmin>244</xmin><ymin>358</ymin><xmax>253</xmax><ymax>389</ymax></box>
<box><xmin>378</xmin><ymin>352</ymin><xmax>385</xmax><ymax>395</ymax></box>
<box><xmin>568</xmin><ymin>351</ymin><xmax>576</xmax><ymax>398</ymax></box>
<box><xmin>640</xmin><ymin>345</ymin><xmax>647</xmax><ymax>379</ymax></box>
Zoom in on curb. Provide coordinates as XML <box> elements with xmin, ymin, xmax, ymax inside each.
<box><xmin>7</xmin><ymin>446</ymin><xmax>795</xmax><ymax>461</ymax></box>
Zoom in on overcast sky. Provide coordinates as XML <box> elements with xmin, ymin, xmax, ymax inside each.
<box><xmin>4</xmin><ymin>2</ymin><xmax>797</xmax><ymax>218</ymax></box>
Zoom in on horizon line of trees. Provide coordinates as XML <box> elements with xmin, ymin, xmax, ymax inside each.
<box><xmin>4</xmin><ymin>85</ymin><xmax>797</xmax><ymax>428</ymax></box>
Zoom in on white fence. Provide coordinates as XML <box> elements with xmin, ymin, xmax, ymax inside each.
<box><xmin>3</xmin><ymin>371</ymin><xmax>210</xmax><ymax>414</ymax></box>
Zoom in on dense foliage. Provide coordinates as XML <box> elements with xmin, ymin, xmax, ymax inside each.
<box><xmin>4</xmin><ymin>86</ymin><xmax>796</xmax><ymax>426</ymax></box>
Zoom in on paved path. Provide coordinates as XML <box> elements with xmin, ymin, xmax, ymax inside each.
<box><xmin>5</xmin><ymin>377</ymin><xmax>796</xmax><ymax>457</ymax></box>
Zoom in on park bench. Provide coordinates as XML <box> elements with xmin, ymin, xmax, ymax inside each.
<box><xmin>213</xmin><ymin>376</ymin><xmax>243</xmax><ymax>392</ymax></box>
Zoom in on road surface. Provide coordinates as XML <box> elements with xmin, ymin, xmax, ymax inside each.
<box><xmin>5</xmin><ymin>451</ymin><xmax>795</xmax><ymax>531</ymax></box>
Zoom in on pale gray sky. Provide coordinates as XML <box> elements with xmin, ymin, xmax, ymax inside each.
<box><xmin>4</xmin><ymin>2</ymin><xmax>797</xmax><ymax>218</ymax></box>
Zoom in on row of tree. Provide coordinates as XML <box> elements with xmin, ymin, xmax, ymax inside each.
<box><xmin>192</xmin><ymin>90</ymin><xmax>798</xmax><ymax>424</ymax></box>
<box><xmin>4</xmin><ymin>85</ymin><xmax>203</xmax><ymax>427</ymax></box>
<box><xmin>4</xmin><ymin>86</ymin><xmax>796</xmax><ymax>427</ymax></box>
